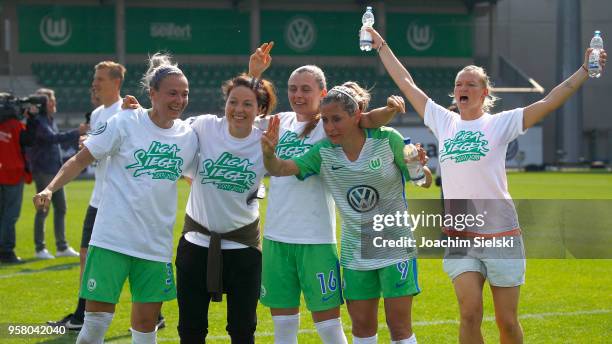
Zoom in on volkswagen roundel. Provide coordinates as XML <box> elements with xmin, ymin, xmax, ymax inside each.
<box><xmin>346</xmin><ymin>185</ymin><xmax>379</xmax><ymax>213</ymax></box>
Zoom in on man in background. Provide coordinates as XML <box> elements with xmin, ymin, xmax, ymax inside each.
<box><xmin>30</xmin><ymin>88</ymin><xmax>88</xmax><ymax>259</ymax></box>
<box><xmin>0</xmin><ymin>94</ymin><xmax>31</xmax><ymax>264</ymax></box>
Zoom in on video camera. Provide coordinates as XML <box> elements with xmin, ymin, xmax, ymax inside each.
<box><xmin>0</xmin><ymin>92</ymin><xmax>48</xmax><ymax>123</ymax></box>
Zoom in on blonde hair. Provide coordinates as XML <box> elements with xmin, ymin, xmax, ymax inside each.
<box><xmin>95</xmin><ymin>61</ymin><xmax>126</xmax><ymax>85</ymax></box>
<box><xmin>140</xmin><ymin>52</ymin><xmax>184</xmax><ymax>92</ymax></box>
<box><xmin>289</xmin><ymin>65</ymin><xmax>327</xmax><ymax>91</ymax></box>
<box><xmin>455</xmin><ymin>65</ymin><xmax>499</xmax><ymax>113</ymax></box>
<box><xmin>322</xmin><ymin>81</ymin><xmax>370</xmax><ymax>116</ymax></box>
<box><xmin>289</xmin><ymin>65</ymin><xmax>327</xmax><ymax>138</ymax></box>
<box><xmin>35</xmin><ymin>88</ymin><xmax>55</xmax><ymax>101</ymax></box>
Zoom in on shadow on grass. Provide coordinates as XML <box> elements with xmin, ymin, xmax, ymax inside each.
<box><xmin>0</xmin><ymin>262</ymin><xmax>79</xmax><ymax>277</ymax></box>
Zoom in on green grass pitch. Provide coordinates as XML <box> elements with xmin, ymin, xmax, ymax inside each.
<box><xmin>1</xmin><ymin>172</ymin><xmax>611</xmax><ymax>343</ymax></box>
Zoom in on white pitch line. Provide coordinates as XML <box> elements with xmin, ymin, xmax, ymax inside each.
<box><xmin>149</xmin><ymin>309</ymin><xmax>611</xmax><ymax>342</ymax></box>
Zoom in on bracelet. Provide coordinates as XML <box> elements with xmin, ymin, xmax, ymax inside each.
<box><xmin>581</xmin><ymin>64</ymin><xmax>588</xmax><ymax>73</ymax></box>
<box><xmin>377</xmin><ymin>41</ymin><xmax>388</xmax><ymax>53</ymax></box>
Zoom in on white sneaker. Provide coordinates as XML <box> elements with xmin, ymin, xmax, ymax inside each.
<box><xmin>35</xmin><ymin>249</ymin><xmax>55</xmax><ymax>259</ymax></box>
<box><xmin>56</xmin><ymin>247</ymin><xmax>80</xmax><ymax>257</ymax></box>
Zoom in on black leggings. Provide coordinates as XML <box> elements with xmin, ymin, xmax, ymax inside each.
<box><xmin>175</xmin><ymin>236</ymin><xmax>261</xmax><ymax>344</ymax></box>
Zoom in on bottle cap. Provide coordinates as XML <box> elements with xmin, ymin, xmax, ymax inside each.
<box><xmin>366</xmin><ymin>6</ymin><xmax>372</xmax><ymax>11</ymax></box>
<box><xmin>403</xmin><ymin>137</ymin><xmax>411</xmax><ymax>145</ymax></box>
<box><xmin>595</xmin><ymin>30</ymin><xmax>601</xmax><ymax>35</ymax></box>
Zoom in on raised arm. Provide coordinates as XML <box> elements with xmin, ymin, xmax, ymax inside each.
<box><xmin>523</xmin><ymin>48</ymin><xmax>607</xmax><ymax>130</ymax></box>
<box><xmin>359</xmin><ymin>95</ymin><xmax>406</xmax><ymax>128</ymax></box>
<box><xmin>368</xmin><ymin>28</ymin><xmax>430</xmax><ymax>119</ymax></box>
<box><xmin>33</xmin><ymin>148</ymin><xmax>96</xmax><ymax>212</ymax></box>
<box><xmin>261</xmin><ymin>116</ymin><xmax>300</xmax><ymax>176</ymax></box>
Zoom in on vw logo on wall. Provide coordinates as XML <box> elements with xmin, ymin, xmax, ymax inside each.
<box><xmin>285</xmin><ymin>16</ymin><xmax>316</xmax><ymax>52</ymax></box>
<box><xmin>347</xmin><ymin>185</ymin><xmax>379</xmax><ymax>213</ymax></box>
<box><xmin>39</xmin><ymin>14</ymin><xmax>72</xmax><ymax>47</ymax></box>
<box><xmin>406</xmin><ymin>22</ymin><xmax>434</xmax><ymax>52</ymax></box>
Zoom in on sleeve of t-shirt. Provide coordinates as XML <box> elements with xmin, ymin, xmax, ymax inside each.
<box><xmin>490</xmin><ymin>108</ymin><xmax>526</xmax><ymax>145</ymax></box>
<box><xmin>423</xmin><ymin>98</ymin><xmax>457</xmax><ymax>139</ymax></box>
<box><xmin>181</xmin><ymin>131</ymin><xmax>200</xmax><ymax>179</ymax></box>
<box><xmin>83</xmin><ymin>111</ymin><xmax>124</xmax><ymax>160</ymax></box>
<box><xmin>253</xmin><ymin>116</ymin><xmax>270</xmax><ymax>130</ymax></box>
<box><xmin>291</xmin><ymin>141</ymin><xmax>324</xmax><ymax>180</ymax></box>
<box><xmin>89</xmin><ymin>107</ymin><xmax>101</xmax><ymax>129</ymax></box>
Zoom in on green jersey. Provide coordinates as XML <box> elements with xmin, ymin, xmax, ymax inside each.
<box><xmin>293</xmin><ymin>127</ymin><xmax>417</xmax><ymax>270</ymax></box>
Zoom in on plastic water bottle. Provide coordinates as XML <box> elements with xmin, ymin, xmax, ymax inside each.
<box><xmin>359</xmin><ymin>6</ymin><xmax>374</xmax><ymax>51</ymax></box>
<box><xmin>403</xmin><ymin>138</ymin><xmax>426</xmax><ymax>186</ymax></box>
<box><xmin>588</xmin><ymin>30</ymin><xmax>604</xmax><ymax>78</ymax></box>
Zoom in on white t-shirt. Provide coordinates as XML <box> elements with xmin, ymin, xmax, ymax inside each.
<box><xmin>88</xmin><ymin>99</ymin><xmax>122</xmax><ymax>208</ymax></box>
<box><xmin>263</xmin><ymin>112</ymin><xmax>336</xmax><ymax>244</ymax></box>
<box><xmin>424</xmin><ymin>99</ymin><xmax>524</xmax><ymax>233</ymax></box>
<box><xmin>84</xmin><ymin>108</ymin><xmax>198</xmax><ymax>262</ymax></box>
<box><xmin>184</xmin><ymin>115</ymin><xmax>267</xmax><ymax>249</ymax></box>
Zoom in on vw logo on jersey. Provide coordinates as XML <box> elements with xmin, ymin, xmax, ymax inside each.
<box><xmin>285</xmin><ymin>17</ymin><xmax>316</xmax><ymax>52</ymax></box>
<box><xmin>406</xmin><ymin>22</ymin><xmax>434</xmax><ymax>52</ymax></box>
<box><xmin>346</xmin><ymin>185</ymin><xmax>379</xmax><ymax>213</ymax></box>
<box><xmin>39</xmin><ymin>14</ymin><xmax>72</xmax><ymax>47</ymax></box>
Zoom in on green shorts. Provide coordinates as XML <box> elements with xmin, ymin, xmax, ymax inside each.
<box><xmin>80</xmin><ymin>246</ymin><xmax>177</xmax><ymax>304</ymax></box>
<box><xmin>260</xmin><ymin>239</ymin><xmax>343</xmax><ymax>312</ymax></box>
<box><xmin>343</xmin><ymin>259</ymin><xmax>420</xmax><ymax>300</ymax></box>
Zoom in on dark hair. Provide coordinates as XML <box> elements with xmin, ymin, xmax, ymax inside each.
<box><xmin>140</xmin><ymin>52</ymin><xmax>184</xmax><ymax>92</ymax></box>
<box><xmin>321</xmin><ymin>81</ymin><xmax>370</xmax><ymax>116</ymax></box>
<box><xmin>222</xmin><ymin>73</ymin><xmax>277</xmax><ymax>117</ymax></box>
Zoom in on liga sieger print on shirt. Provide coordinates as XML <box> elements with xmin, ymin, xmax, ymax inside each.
<box><xmin>199</xmin><ymin>151</ymin><xmax>256</xmax><ymax>193</ymax></box>
<box><xmin>126</xmin><ymin>141</ymin><xmax>184</xmax><ymax>181</ymax></box>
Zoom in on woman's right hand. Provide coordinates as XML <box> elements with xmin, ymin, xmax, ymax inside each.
<box><xmin>366</xmin><ymin>27</ymin><xmax>385</xmax><ymax>50</ymax></box>
<box><xmin>249</xmin><ymin>42</ymin><xmax>274</xmax><ymax>79</ymax></box>
<box><xmin>261</xmin><ymin>115</ymin><xmax>280</xmax><ymax>158</ymax></box>
<box><xmin>122</xmin><ymin>95</ymin><xmax>140</xmax><ymax>110</ymax></box>
<box><xmin>33</xmin><ymin>189</ymin><xmax>52</xmax><ymax>212</ymax></box>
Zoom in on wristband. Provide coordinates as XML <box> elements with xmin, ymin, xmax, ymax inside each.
<box><xmin>581</xmin><ymin>64</ymin><xmax>588</xmax><ymax>73</ymax></box>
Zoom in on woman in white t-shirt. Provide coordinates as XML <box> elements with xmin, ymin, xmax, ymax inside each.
<box><xmin>366</xmin><ymin>27</ymin><xmax>607</xmax><ymax>344</ymax></box>
<box><xmin>33</xmin><ymin>53</ymin><xmax>198</xmax><ymax>344</ymax></box>
<box><xmin>175</xmin><ymin>73</ymin><xmax>278</xmax><ymax>344</ymax></box>
<box><xmin>247</xmin><ymin>43</ymin><xmax>408</xmax><ymax>344</ymax></box>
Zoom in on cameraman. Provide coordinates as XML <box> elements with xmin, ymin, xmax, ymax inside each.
<box><xmin>30</xmin><ymin>88</ymin><xmax>88</xmax><ymax>259</ymax></box>
<box><xmin>0</xmin><ymin>93</ymin><xmax>31</xmax><ymax>264</ymax></box>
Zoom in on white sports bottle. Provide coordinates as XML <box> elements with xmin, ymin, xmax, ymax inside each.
<box><xmin>359</xmin><ymin>6</ymin><xmax>374</xmax><ymax>51</ymax></box>
<box><xmin>588</xmin><ymin>30</ymin><xmax>604</xmax><ymax>78</ymax></box>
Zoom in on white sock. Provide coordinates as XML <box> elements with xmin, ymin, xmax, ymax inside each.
<box><xmin>76</xmin><ymin>311</ymin><xmax>114</xmax><ymax>344</ymax></box>
<box><xmin>391</xmin><ymin>333</ymin><xmax>417</xmax><ymax>344</ymax></box>
<box><xmin>272</xmin><ymin>314</ymin><xmax>300</xmax><ymax>344</ymax></box>
<box><xmin>315</xmin><ymin>318</ymin><xmax>348</xmax><ymax>344</ymax></box>
<box><xmin>131</xmin><ymin>328</ymin><xmax>157</xmax><ymax>344</ymax></box>
<box><xmin>353</xmin><ymin>333</ymin><xmax>377</xmax><ymax>344</ymax></box>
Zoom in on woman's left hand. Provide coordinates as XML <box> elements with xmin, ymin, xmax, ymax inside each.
<box><xmin>385</xmin><ymin>95</ymin><xmax>406</xmax><ymax>114</ymax></box>
<box><xmin>583</xmin><ymin>48</ymin><xmax>607</xmax><ymax>72</ymax></box>
<box><xmin>261</xmin><ymin>115</ymin><xmax>280</xmax><ymax>158</ymax></box>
